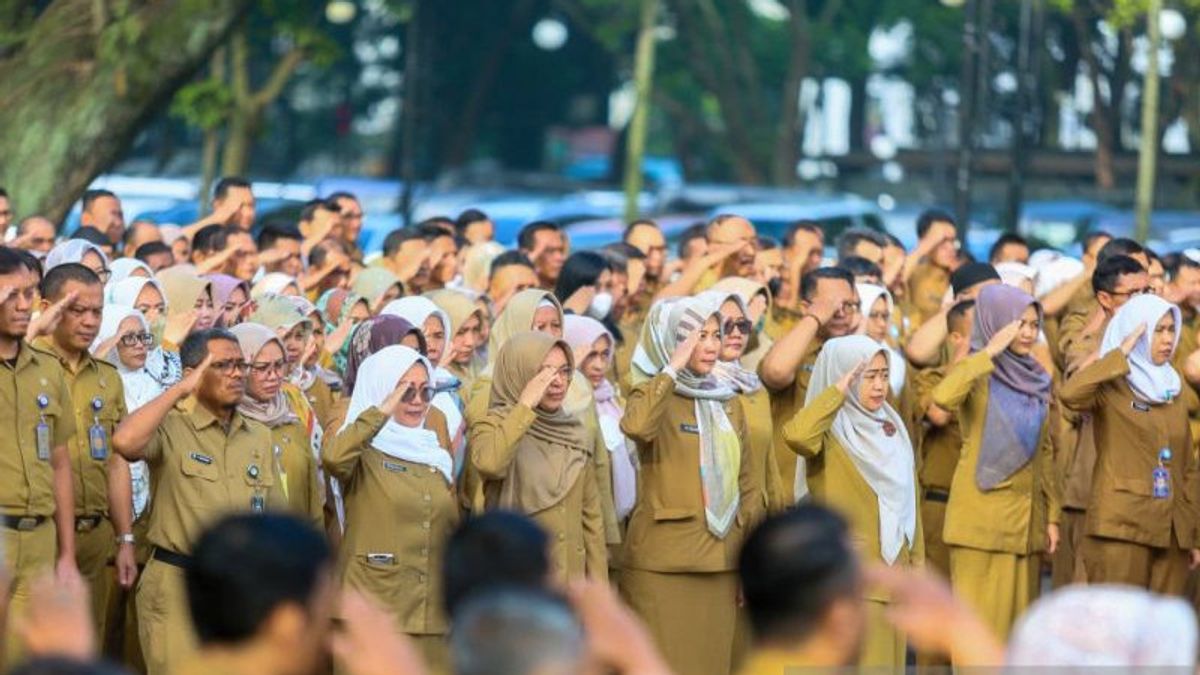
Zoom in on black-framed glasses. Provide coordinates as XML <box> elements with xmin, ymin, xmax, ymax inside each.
<box><xmin>1110</xmin><ymin>286</ymin><xmax>1152</xmax><ymax>298</ymax></box>
<box><xmin>118</xmin><ymin>332</ymin><xmax>154</xmax><ymax>348</ymax></box>
<box><xmin>210</xmin><ymin>359</ymin><xmax>250</xmax><ymax>376</ymax></box>
<box><xmin>249</xmin><ymin>359</ymin><xmax>288</xmax><ymax>376</ymax></box>
<box><xmin>94</xmin><ymin>268</ymin><xmax>112</xmax><ymax>283</ymax></box>
<box><xmin>723</xmin><ymin>318</ymin><xmax>753</xmax><ymax>336</ymax></box>
<box><xmin>400</xmin><ymin>385</ymin><xmax>435</xmax><ymax>404</ymax></box>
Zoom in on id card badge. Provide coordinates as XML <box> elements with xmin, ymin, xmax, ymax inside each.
<box><xmin>35</xmin><ymin>393</ymin><xmax>50</xmax><ymax>461</ymax></box>
<box><xmin>250</xmin><ymin>493</ymin><xmax>265</xmax><ymax>513</ymax></box>
<box><xmin>1153</xmin><ymin>448</ymin><xmax>1173</xmax><ymax>500</ymax></box>
<box><xmin>88</xmin><ymin>423</ymin><xmax>108</xmax><ymax>461</ymax></box>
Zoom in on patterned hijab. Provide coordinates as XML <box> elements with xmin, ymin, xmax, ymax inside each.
<box><xmin>230</xmin><ymin>323</ymin><xmax>298</xmax><ymax>428</ymax></box>
<box><xmin>343</xmin><ymin>315</ymin><xmax>426</xmax><ymax>395</ymax></box>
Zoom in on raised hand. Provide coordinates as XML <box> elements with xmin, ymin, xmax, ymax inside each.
<box><xmin>806</xmin><ymin>294</ymin><xmax>838</xmax><ymax>327</ymax></box>
<box><xmin>704</xmin><ymin>240</ymin><xmax>745</xmax><ymax>266</ymax></box>
<box><xmin>668</xmin><ymin>327</ymin><xmax>701</xmax><ymax>372</ymax></box>
<box><xmin>563</xmin><ymin>284</ymin><xmax>596</xmax><ymax>315</ymax></box>
<box><xmin>380</xmin><ymin>381</ymin><xmax>413</xmax><ymax>417</ymax></box>
<box><xmin>26</xmin><ymin>291</ymin><xmax>78</xmax><ymax>340</ymax></box>
<box><xmin>19</xmin><ymin>567</ymin><xmax>94</xmax><ymax>660</ymax></box>
<box><xmin>1120</xmin><ymin>322</ymin><xmax>1147</xmax><ymax>356</ymax></box>
<box><xmin>162</xmin><ymin>309</ymin><xmax>198</xmax><ymax>347</ymax></box>
<box><xmin>566</xmin><ymin>580</ymin><xmax>672</xmax><ymax>675</ymax></box>
<box><xmin>835</xmin><ymin>358</ymin><xmax>868</xmax><ymax>394</ymax></box>
<box><xmin>323</xmin><ymin>318</ymin><xmax>355</xmax><ymax>357</ymax></box>
<box><xmin>331</xmin><ymin>590</ymin><xmax>427</xmax><ymax>675</ymax></box>
<box><xmin>984</xmin><ymin>319</ymin><xmax>1022</xmax><ymax>358</ymax></box>
<box><xmin>518</xmin><ymin>364</ymin><xmax>558</xmax><ymax>409</ymax></box>
<box><xmin>178</xmin><ymin>354</ymin><xmax>214</xmax><ymax>397</ymax></box>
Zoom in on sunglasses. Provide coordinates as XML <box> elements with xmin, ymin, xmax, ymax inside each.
<box><xmin>118</xmin><ymin>332</ymin><xmax>154</xmax><ymax>348</ymax></box>
<box><xmin>723</xmin><ymin>318</ymin><xmax>753</xmax><ymax>336</ymax></box>
<box><xmin>400</xmin><ymin>385</ymin><xmax>435</xmax><ymax>404</ymax></box>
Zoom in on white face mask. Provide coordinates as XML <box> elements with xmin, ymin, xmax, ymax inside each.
<box><xmin>586</xmin><ymin>292</ymin><xmax>613</xmax><ymax>320</ymax></box>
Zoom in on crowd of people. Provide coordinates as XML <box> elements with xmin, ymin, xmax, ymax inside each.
<box><xmin>0</xmin><ymin>179</ymin><xmax>1198</xmax><ymax>674</ymax></box>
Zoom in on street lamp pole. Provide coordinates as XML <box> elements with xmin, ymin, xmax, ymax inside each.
<box><xmin>1005</xmin><ymin>0</ymin><xmax>1041</xmax><ymax>233</ymax></box>
<box><xmin>1134</xmin><ymin>0</ymin><xmax>1162</xmax><ymax>243</ymax></box>
<box><xmin>954</xmin><ymin>0</ymin><xmax>980</xmax><ymax>237</ymax></box>
<box><xmin>623</xmin><ymin>0</ymin><xmax>658</xmax><ymax>223</ymax></box>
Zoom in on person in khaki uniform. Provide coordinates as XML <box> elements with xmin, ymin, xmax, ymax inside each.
<box><xmin>619</xmin><ymin>298</ymin><xmax>753</xmax><ymax>675</ymax></box>
<box><xmin>230</xmin><ymin>324</ymin><xmax>324</xmax><ymax>528</ymax></box>
<box><xmin>0</xmin><ymin>249</ymin><xmax>79</xmax><ymax>663</ymax></box>
<box><xmin>901</xmin><ymin>212</ymin><xmax>959</xmax><ymax>328</ymax></box>
<box><xmin>33</xmin><ymin>263</ymin><xmax>136</xmax><ymax>641</ymax></box>
<box><xmin>112</xmin><ymin>327</ymin><xmax>280</xmax><ymax>675</ymax></box>
<box><xmin>1059</xmin><ymin>295</ymin><xmax>1200</xmax><ymax>594</ymax></box>
<box><xmin>931</xmin><ymin>284</ymin><xmax>1062</xmax><ymax>645</ymax></box>
<box><xmin>469</xmin><ymin>332</ymin><xmax>607</xmax><ymax>582</ymax></box>
<box><xmin>324</xmin><ymin>345</ymin><xmax>458</xmax><ymax>672</ymax></box>
<box><xmin>783</xmin><ymin>335</ymin><xmax>923</xmax><ymax>668</ymax></box>
<box><xmin>759</xmin><ymin>267</ymin><xmax>859</xmax><ymax>503</ymax></box>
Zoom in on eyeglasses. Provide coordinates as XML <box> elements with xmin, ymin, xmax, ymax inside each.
<box><xmin>723</xmin><ymin>318</ymin><xmax>753</xmax><ymax>336</ymax></box>
<box><xmin>249</xmin><ymin>359</ymin><xmax>288</xmax><ymax>376</ymax></box>
<box><xmin>1109</xmin><ymin>286</ymin><xmax>1152</xmax><ymax>298</ymax></box>
<box><xmin>400</xmin><ymin>385</ymin><xmax>435</xmax><ymax>404</ymax></box>
<box><xmin>867</xmin><ymin>311</ymin><xmax>890</xmax><ymax>322</ymax></box>
<box><xmin>836</xmin><ymin>301</ymin><xmax>860</xmax><ymax>315</ymax></box>
<box><xmin>94</xmin><ymin>268</ymin><xmax>111</xmax><ymax>283</ymax></box>
<box><xmin>209</xmin><ymin>359</ymin><xmax>250</xmax><ymax>376</ymax></box>
<box><xmin>118</xmin><ymin>332</ymin><xmax>154</xmax><ymax>348</ymax></box>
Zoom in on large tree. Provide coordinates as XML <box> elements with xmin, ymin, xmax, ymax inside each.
<box><xmin>0</xmin><ymin>0</ymin><xmax>251</xmax><ymax>224</ymax></box>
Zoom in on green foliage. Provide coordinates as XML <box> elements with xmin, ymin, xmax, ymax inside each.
<box><xmin>170</xmin><ymin>78</ymin><xmax>233</xmax><ymax>130</ymax></box>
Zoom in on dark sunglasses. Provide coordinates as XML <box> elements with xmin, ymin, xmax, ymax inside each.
<box><xmin>400</xmin><ymin>385</ymin><xmax>435</xmax><ymax>404</ymax></box>
<box><xmin>723</xmin><ymin>318</ymin><xmax>753</xmax><ymax>336</ymax></box>
<box><xmin>118</xmin><ymin>332</ymin><xmax>154</xmax><ymax>348</ymax></box>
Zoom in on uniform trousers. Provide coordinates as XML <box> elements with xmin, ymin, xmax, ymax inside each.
<box><xmin>75</xmin><ymin>519</ymin><xmax>114</xmax><ymax>638</ymax></box>
<box><xmin>1</xmin><ymin>520</ymin><xmax>56</xmax><ymax>665</ymax></box>
<box><xmin>620</xmin><ymin>569</ymin><xmax>738</xmax><ymax>675</ymax></box>
<box><xmin>1051</xmin><ymin>508</ymin><xmax>1088</xmax><ymax>589</ymax></box>
<box><xmin>949</xmin><ymin>546</ymin><xmax>1038</xmax><ymax>645</ymax></box>
<box><xmin>137</xmin><ymin>557</ymin><xmax>196</xmax><ymax>675</ymax></box>
<box><xmin>1083</xmin><ymin>534</ymin><xmax>1189</xmax><ymax>596</ymax></box>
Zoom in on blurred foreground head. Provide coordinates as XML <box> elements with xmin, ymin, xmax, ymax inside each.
<box><xmin>443</xmin><ymin>511</ymin><xmax>550</xmax><ymax>619</ymax></box>
<box><xmin>450</xmin><ymin>589</ymin><xmax>585</xmax><ymax>675</ymax></box>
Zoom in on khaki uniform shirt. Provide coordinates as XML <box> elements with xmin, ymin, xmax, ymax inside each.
<box><xmin>143</xmin><ymin>398</ymin><xmax>279</xmax><ymax>554</ymax></box>
<box><xmin>268</xmin><ymin>419</ymin><xmax>324</xmax><ymax>528</ymax></box>
<box><xmin>906</xmin><ymin>263</ymin><xmax>950</xmax><ymax>328</ymax></box>
<box><xmin>619</xmin><ymin>373</ymin><xmax>753</xmax><ymax>573</ymax></box>
<box><xmin>324</xmin><ymin>407</ymin><xmax>457</xmax><ymax>634</ymax></box>
<box><xmin>0</xmin><ymin>343</ymin><xmax>77</xmax><ymax>516</ymax></box>
<box><xmin>34</xmin><ymin>339</ymin><xmax>127</xmax><ymax>516</ymax></box>
<box><xmin>932</xmin><ymin>351</ymin><xmax>1062</xmax><ymax>554</ymax></box>
<box><xmin>761</xmin><ymin>337</ymin><xmax>824</xmax><ymax>502</ymax></box>
<box><xmin>1060</xmin><ymin>350</ymin><xmax>1200</xmax><ymax>549</ymax></box>
<box><xmin>912</xmin><ymin>366</ymin><xmax>961</xmax><ymax>492</ymax></box>
<box><xmin>739</xmin><ymin>388</ymin><xmax>787</xmax><ymax>516</ymax></box>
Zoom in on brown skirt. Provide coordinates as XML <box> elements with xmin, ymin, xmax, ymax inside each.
<box><xmin>620</xmin><ymin>568</ymin><xmax>738</xmax><ymax>675</ymax></box>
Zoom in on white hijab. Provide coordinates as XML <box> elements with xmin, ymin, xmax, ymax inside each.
<box><xmin>252</xmin><ymin>273</ymin><xmax>299</xmax><ymax>298</ymax></box>
<box><xmin>1100</xmin><ymin>295</ymin><xmax>1182</xmax><ymax>405</ymax></box>
<box><xmin>380</xmin><ymin>296</ymin><xmax>462</xmax><ymax>438</ymax></box>
<box><xmin>855</xmin><ymin>283</ymin><xmax>907</xmax><ymax>397</ymax></box>
<box><xmin>805</xmin><ymin>335</ymin><xmax>917</xmax><ymax>564</ymax></box>
<box><xmin>45</xmin><ymin>239</ymin><xmax>108</xmax><ymax>272</ymax></box>
<box><xmin>109</xmin><ymin>258</ymin><xmax>153</xmax><ymax>283</ymax></box>
<box><xmin>339</xmin><ymin>345</ymin><xmax>453</xmax><ymax>483</ymax></box>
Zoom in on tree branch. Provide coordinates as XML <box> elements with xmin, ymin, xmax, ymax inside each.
<box><xmin>251</xmin><ymin>46</ymin><xmax>304</xmax><ymax>109</ymax></box>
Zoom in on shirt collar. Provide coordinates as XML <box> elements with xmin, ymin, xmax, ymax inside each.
<box><xmin>178</xmin><ymin>396</ymin><xmax>249</xmax><ymax>433</ymax></box>
<box><xmin>33</xmin><ymin>337</ymin><xmax>99</xmax><ymax>375</ymax></box>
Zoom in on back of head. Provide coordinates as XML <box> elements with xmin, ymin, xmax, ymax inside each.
<box><xmin>71</xmin><ymin>226</ymin><xmax>110</xmax><ymax>249</ymax></box>
<box><xmin>187</xmin><ymin>514</ymin><xmax>331</xmax><ymax>644</ymax></box>
<box><xmin>1092</xmin><ymin>254</ymin><xmax>1145</xmax><ymax>295</ymax></box>
<box><xmin>739</xmin><ymin>504</ymin><xmax>860</xmax><ymax>645</ymax></box>
<box><xmin>950</xmin><ymin>262</ymin><xmax>1000</xmax><ymax>296</ymax></box>
<box><xmin>838</xmin><ymin>256</ymin><xmax>882</xmax><ymax>282</ymax></box>
<box><xmin>835</xmin><ymin>228</ymin><xmax>884</xmax><ymax>262</ymax></box>
<box><xmin>443</xmin><ymin>511</ymin><xmax>550</xmax><ymax>618</ymax></box>
<box><xmin>450</xmin><ymin>589</ymin><xmax>585</xmax><ymax>675</ymax></box>
<box><xmin>456</xmin><ymin>208</ymin><xmax>490</xmax><ymax>235</ymax></box>
<box><xmin>916</xmin><ymin>209</ymin><xmax>954</xmax><ymax>239</ymax></box>
<box><xmin>1096</xmin><ymin>237</ymin><xmax>1146</xmax><ymax>266</ymax></box>
<box><xmin>213</xmin><ymin>176</ymin><xmax>251</xmax><ymax>202</ymax></box>
<box><xmin>488</xmin><ymin>251</ymin><xmax>535</xmax><ymax>283</ymax></box>
<box><xmin>554</xmin><ymin>251</ymin><xmax>611</xmax><ymax>306</ymax></box>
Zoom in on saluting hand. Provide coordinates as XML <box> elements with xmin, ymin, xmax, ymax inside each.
<box><xmin>1119</xmin><ymin>323</ymin><xmax>1147</xmax><ymax>356</ymax></box>
<box><xmin>380</xmin><ymin>381</ymin><xmax>414</xmax><ymax>417</ymax></box>
<box><xmin>984</xmin><ymin>319</ymin><xmax>1022</xmax><ymax>358</ymax></box>
<box><xmin>26</xmin><ymin>291</ymin><xmax>78</xmax><ymax>340</ymax></box>
<box><xmin>323</xmin><ymin>318</ymin><xmax>355</xmax><ymax>357</ymax></box>
<box><xmin>668</xmin><ymin>327</ymin><xmax>702</xmax><ymax>372</ymax></box>
<box><xmin>163</xmin><ymin>309</ymin><xmax>198</xmax><ymax>347</ymax></box>
<box><xmin>835</xmin><ymin>358</ymin><xmax>868</xmax><ymax>394</ymax></box>
<box><xmin>518</xmin><ymin>364</ymin><xmax>559</xmax><ymax>409</ymax></box>
<box><xmin>177</xmin><ymin>354</ymin><xmax>214</xmax><ymax>397</ymax></box>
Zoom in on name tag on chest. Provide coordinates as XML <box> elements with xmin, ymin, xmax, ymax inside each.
<box><xmin>189</xmin><ymin>452</ymin><xmax>214</xmax><ymax>465</ymax></box>
<box><xmin>1131</xmin><ymin>401</ymin><xmax>1151</xmax><ymax>413</ymax></box>
<box><xmin>382</xmin><ymin>461</ymin><xmax>408</xmax><ymax>473</ymax></box>
<box><xmin>680</xmin><ymin>423</ymin><xmax>700</xmax><ymax>435</ymax></box>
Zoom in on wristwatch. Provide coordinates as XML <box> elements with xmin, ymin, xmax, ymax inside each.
<box><xmin>115</xmin><ymin>533</ymin><xmax>135</xmax><ymax>546</ymax></box>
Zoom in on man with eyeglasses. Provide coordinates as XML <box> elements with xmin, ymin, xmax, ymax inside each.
<box><xmin>759</xmin><ymin>267</ymin><xmax>859</xmax><ymax>502</ymax></box>
<box><xmin>112</xmin><ymin>327</ymin><xmax>280</xmax><ymax>675</ymax></box>
<box><xmin>0</xmin><ymin>247</ymin><xmax>80</xmax><ymax>661</ymax></box>
<box><xmin>31</xmin><ymin>263</ymin><xmax>134</xmax><ymax>648</ymax></box>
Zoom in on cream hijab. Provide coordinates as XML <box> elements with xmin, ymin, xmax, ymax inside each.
<box><xmin>340</xmin><ymin>346</ymin><xmax>453</xmax><ymax>483</ymax></box>
<box><xmin>157</xmin><ymin>267</ymin><xmax>212</xmax><ymax>319</ymax></box>
<box><xmin>805</xmin><ymin>335</ymin><xmax>916</xmax><ymax>564</ymax></box>
<box><xmin>482</xmin><ymin>289</ymin><xmax>564</xmax><ymax>377</ymax></box>
<box><xmin>487</xmin><ymin>331</ymin><xmax>591</xmax><ymax>513</ymax></box>
<box><xmin>425</xmin><ymin>289</ymin><xmax>485</xmax><ymax>382</ymax></box>
<box><xmin>1100</xmin><ymin>294</ymin><xmax>1182</xmax><ymax>404</ymax></box>
<box><xmin>855</xmin><ymin>283</ymin><xmax>907</xmax><ymax>397</ymax></box>
<box><xmin>229</xmin><ymin>323</ymin><xmax>299</xmax><ymax>428</ymax></box>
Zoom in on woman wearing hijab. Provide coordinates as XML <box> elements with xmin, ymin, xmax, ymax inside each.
<box><xmin>469</xmin><ymin>331</ymin><xmax>606</xmax><ymax>581</ymax></box>
<box><xmin>425</xmin><ymin>289</ymin><xmax>485</xmax><ymax>391</ymax></box>
<box><xmin>329</xmin><ymin>315</ymin><xmax>433</xmax><ymax>433</ymax></box>
<box><xmin>156</xmin><ymin>267</ymin><xmax>217</xmax><ymax>347</ymax></box>
<box><xmin>782</xmin><ymin>334</ymin><xmax>922</xmax><ymax>667</ymax></box>
<box><xmin>317</xmin><ymin>288</ymin><xmax>371</xmax><ymax>378</ymax></box>
<box><xmin>109</xmin><ymin>258</ymin><xmax>153</xmax><ymax>284</ymax></box>
<box><xmin>108</xmin><ymin>277</ymin><xmax>182</xmax><ymax>389</ymax></box>
<box><xmin>230</xmin><ymin>323</ymin><xmax>324</xmax><ymax>528</ymax></box>
<box><xmin>251</xmin><ymin>272</ymin><xmax>301</xmax><ymax>298</ymax></box>
<box><xmin>206</xmin><ymin>274</ymin><xmax>251</xmax><ymax>328</ymax></box>
<box><xmin>351</xmin><ymin>267</ymin><xmax>404</xmax><ymax>313</ymax></box>
<box><xmin>931</xmin><ymin>283</ymin><xmax>1061</xmax><ymax>643</ymax></box>
<box><xmin>620</xmin><ymin>297</ymin><xmax>751</xmax><ymax>675</ymax></box>
<box><xmin>283</xmin><ymin>294</ymin><xmax>345</xmax><ymax>394</ymax></box>
<box><xmin>45</xmin><ymin>239</ymin><xmax>109</xmax><ymax>275</ymax></box>
<box><xmin>564</xmin><ymin>315</ymin><xmax>636</xmax><ymax>525</ymax></box>
<box><xmin>857</xmin><ymin>283</ymin><xmax>907</xmax><ymax>398</ymax></box>
<box><xmin>324</xmin><ymin>345</ymin><xmax>457</xmax><ymax>670</ymax></box>
<box><xmin>711</xmin><ymin>277</ymin><xmax>774</xmax><ymax>373</ymax></box>
<box><xmin>1059</xmin><ymin>294</ymin><xmax>1200</xmax><ymax>593</ymax></box>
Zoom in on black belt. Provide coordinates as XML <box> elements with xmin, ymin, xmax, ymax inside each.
<box><xmin>75</xmin><ymin>514</ymin><xmax>104</xmax><ymax>532</ymax></box>
<box><xmin>924</xmin><ymin>489</ymin><xmax>950</xmax><ymax>504</ymax></box>
<box><xmin>152</xmin><ymin>546</ymin><xmax>192</xmax><ymax>569</ymax></box>
<box><xmin>0</xmin><ymin>515</ymin><xmax>47</xmax><ymax>531</ymax></box>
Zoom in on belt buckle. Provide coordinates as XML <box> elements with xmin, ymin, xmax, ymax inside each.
<box><xmin>17</xmin><ymin>517</ymin><xmax>38</xmax><ymax>531</ymax></box>
<box><xmin>76</xmin><ymin>517</ymin><xmax>95</xmax><ymax>532</ymax></box>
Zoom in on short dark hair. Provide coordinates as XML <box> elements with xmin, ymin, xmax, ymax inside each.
<box><xmin>187</xmin><ymin>514</ymin><xmax>331</xmax><ymax>644</ymax></box>
<box><xmin>213</xmin><ymin>176</ymin><xmax>251</xmax><ymax>201</ymax></box>
<box><xmin>554</xmin><ymin>251</ymin><xmax>612</xmax><ymax>309</ymax></box>
<box><xmin>604</xmin><ymin>241</ymin><xmax>646</xmax><ymax>261</ymax></box>
<box><xmin>784</xmin><ymin>220</ymin><xmax>822</xmax><ymax>248</ymax></box>
<box><xmin>192</xmin><ymin>224</ymin><xmax>228</xmax><ymax>256</ymax></box>
<box><xmin>1096</xmin><ymin>237</ymin><xmax>1146</xmax><ymax>267</ymax></box>
<box><xmin>326</xmin><ymin>191</ymin><xmax>358</xmax><ymax>205</ymax></box>
<box><xmin>517</xmin><ymin>221</ymin><xmax>560</xmax><ymax>252</ymax></box>
<box><xmin>257</xmin><ymin>223</ymin><xmax>303</xmax><ymax>251</ymax></box>
<box><xmin>135</xmin><ymin>240</ymin><xmax>173</xmax><ymax>264</ymax></box>
<box><xmin>180</xmin><ymin>328</ymin><xmax>238</xmax><ymax>369</ymax></box>
<box><xmin>455</xmin><ymin>209</ymin><xmax>490</xmax><ymax>235</ymax></box>
<box><xmin>1165</xmin><ymin>251</ymin><xmax>1200</xmax><ymax>280</ymax></box>
<box><xmin>988</xmin><ymin>233</ymin><xmax>1030</xmax><ymax>263</ymax></box>
<box><xmin>40</xmin><ymin>263</ymin><xmax>100</xmax><ymax>300</ymax></box>
<box><xmin>947</xmin><ymin>299</ymin><xmax>976</xmax><ymax>335</ymax></box>
<box><xmin>122</xmin><ymin>220</ymin><xmax>155</xmax><ymax>247</ymax></box>
<box><xmin>835</xmin><ymin>228</ymin><xmax>885</xmax><ymax>262</ymax></box>
<box><xmin>757</xmin><ymin>236</ymin><xmax>780</xmax><ymax>251</ymax></box>
<box><xmin>308</xmin><ymin>238</ymin><xmax>346</xmax><ymax>269</ymax></box>
<box><xmin>882</xmin><ymin>232</ymin><xmax>904</xmax><ymax>249</ymax></box>
<box><xmin>14</xmin><ymin>249</ymin><xmax>42</xmax><ymax>280</ymax></box>
<box><xmin>677</xmin><ymin>223</ymin><xmax>707</xmax><ymax>259</ymax></box>
<box><xmin>739</xmin><ymin>504</ymin><xmax>860</xmax><ymax>643</ymax></box>
<box><xmin>71</xmin><ymin>226</ymin><xmax>111</xmax><ymax>249</ymax></box>
<box><xmin>489</xmin><ymin>251</ymin><xmax>535</xmax><ymax>282</ymax></box>
<box><xmin>81</xmin><ymin>189</ymin><xmax>117</xmax><ymax>213</ymax></box>
<box><xmin>419</xmin><ymin>217</ymin><xmax>456</xmax><ymax>237</ymax></box>
<box><xmin>838</xmin><ymin>256</ymin><xmax>882</xmax><ymax>281</ymax></box>
<box><xmin>0</xmin><ymin>187</ymin><xmax>7</xmax><ymax>199</ymax></box>
<box><xmin>443</xmin><ymin>511</ymin><xmax>550</xmax><ymax>619</ymax></box>
<box><xmin>916</xmin><ymin>209</ymin><xmax>955</xmax><ymax>239</ymax></box>
<box><xmin>1092</xmin><ymin>254</ymin><xmax>1147</xmax><ymax>295</ymax></box>
<box><xmin>382</xmin><ymin>228</ymin><xmax>409</xmax><ymax>257</ymax></box>
<box><xmin>1081</xmin><ymin>230</ymin><xmax>1112</xmax><ymax>255</ymax></box>
<box><xmin>300</xmin><ymin>198</ymin><xmax>339</xmax><ymax>225</ymax></box>
<box><xmin>800</xmin><ymin>267</ymin><xmax>854</xmax><ymax>303</ymax></box>
<box><xmin>622</xmin><ymin>219</ymin><xmax>660</xmax><ymax>243</ymax></box>
<box><xmin>0</xmin><ymin>246</ymin><xmax>26</xmax><ymax>276</ymax></box>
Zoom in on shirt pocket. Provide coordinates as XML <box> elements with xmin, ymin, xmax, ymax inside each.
<box><xmin>181</xmin><ymin>453</ymin><xmax>220</xmax><ymax>482</ymax></box>
<box><xmin>1112</xmin><ymin>477</ymin><xmax>1152</xmax><ymax>497</ymax></box>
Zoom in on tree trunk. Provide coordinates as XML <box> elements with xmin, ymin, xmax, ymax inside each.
<box><xmin>770</xmin><ymin>0</ymin><xmax>812</xmax><ymax>185</ymax></box>
<box><xmin>0</xmin><ymin>0</ymin><xmax>251</xmax><ymax>225</ymax></box>
<box><xmin>199</xmin><ymin>128</ymin><xmax>220</xmax><ymax>216</ymax></box>
<box><xmin>221</xmin><ymin>106</ymin><xmax>257</xmax><ymax>176</ymax></box>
